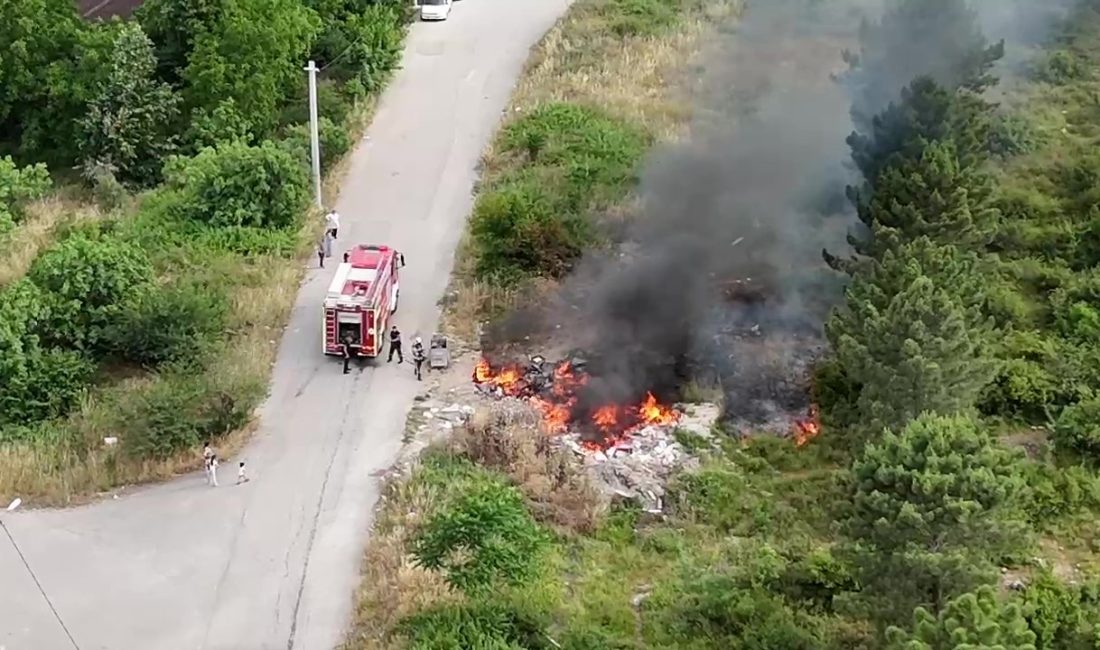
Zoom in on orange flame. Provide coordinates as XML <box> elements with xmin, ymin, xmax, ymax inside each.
<box><xmin>472</xmin><ymin>357</ymin><xmax>681</xmax><ymax>449</ymax></box>
<box><xmin>793</xmin><ymin>405</ymin><xmax>821</xmax><ymax>448</ymax></box>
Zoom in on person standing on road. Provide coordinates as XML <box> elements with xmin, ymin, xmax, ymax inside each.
<box><xmin>387</xmin><ymin>325</ymin><xmax>403</xmax><ymax>363</ymax></box>
<box><xmin>208</xmin><ymin>454</ymin><xmax>220</xmax><ymax>487</ymax></box>
<box><xmin>325</xmin><ymin>208</ymin><xmax>340</xmax><ymax>239</ymax></box>
<box><xmin>237</xmin><ymin>461</ymin><xmax>249</xmax><ymax>485</ymax></box>
<box><xmin>203</xmin><ymin>441</ymin><xmax>214</xmax><ymax>481</ymax></box>
<box><xmin>317</xmin><ymin>239</ymin><xmax>326</xmax><ymax>268</ymax></box>
<box><xmin>412</xmin><ymin>336</ymin><xmax>425</xmax><ymax>380</ymax></box>
<box><xmin>341</xmin><ymin>334</ymin><xmax>353</xmax><ymax>374</ymax></box>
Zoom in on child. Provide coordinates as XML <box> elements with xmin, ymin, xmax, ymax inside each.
<box><xmin>208</xmin><ymin>455</ymin><xmax>219</xmax><ymax>487</ymax></box>
<box><xmin>237</xmin><ymin>461</ymin><xmax>250</xmax><ymax>485</ymax></box>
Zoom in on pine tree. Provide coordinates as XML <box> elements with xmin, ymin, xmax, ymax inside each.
<box><xmin>885</xmin><ymin>586</ymin><xmax>1037</xmax><ymax>650</ymax></box>
<box><xmin>848</xmin><ymin>77</ymin><xmax>995</xmax><ymax>186</ymax></box>
<box><xmin>826</xmin><ymin>245</ymin><xmax>994</xmax><ymax>433</ymax></box>
<box><xmin>847</xmin><ymin>140</ymin><xmax>998</xmax><ymax>260</ymax></box>
<box><xmin>843</xmin><ymin>414</ymin><xmax>1029</xmax><ymax>625</ymax></box>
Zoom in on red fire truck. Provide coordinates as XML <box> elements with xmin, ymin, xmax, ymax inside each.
<box><xmin>323</xmin><ymin>244</ymin><xmax>402</xmax><ymax>357</ymax></box>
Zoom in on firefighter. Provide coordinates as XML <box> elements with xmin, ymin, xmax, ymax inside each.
<box><xmin>412</xmin><ymin>336</ymin><xmax>426</xmax><ymax>380</ymax></box>
<box><xmin>387</xmin><ymin>325</ymin><xmax>403</xmax><ymax>363</ymax></box>
<box><xmin>341</xmin><ymin>334</ymin><xmax>353</xmax><ymax>374</ymax></box>
<box><xmin>343</xmin><ymin>251</ymin><xmax>350</xmax><ymax>263</ymax></box>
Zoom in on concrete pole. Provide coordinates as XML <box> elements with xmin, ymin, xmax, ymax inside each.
<box><xmin>304</xmin><ymin>60</ymin><xmax>323</xmax><ymax>209</ymax></box>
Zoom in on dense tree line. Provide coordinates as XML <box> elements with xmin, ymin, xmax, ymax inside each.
<box><xmin>814</xmin><ymin>0</ymin><xmax>1100</xmax><ymax>643</ymax></box>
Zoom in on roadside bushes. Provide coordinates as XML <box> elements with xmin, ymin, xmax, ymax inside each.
<box><xmin>470</xmin><ymin>103</ymin><xmax>649</xmax><ymax>283</ymax></box>
<box><xmin>165</xmin><ymin>141</ymin><xmax>309</xmax><ymax>229</ymax></box>
<box><xmin>280</xmin><ymin>117</ymin><xmax>351</xmax><ymax>174</ymax></box>
<box><xmin>118</xmin><ymin>370</ymin><xmax>256</xmax><ymax>459</ymax></box>
<box><xmin>106</xmin><ymin>280</ymin><xmax>229</xmax><ymax>368</ymax></box>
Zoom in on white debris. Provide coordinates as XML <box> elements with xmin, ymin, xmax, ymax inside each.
<box><xmin>103</xmin><ymin>437</ymin><xmax>119</xmax><ymax>446</ymax></box>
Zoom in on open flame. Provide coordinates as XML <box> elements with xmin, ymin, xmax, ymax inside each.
<box><xmin>792</xmin><ymin>405</ymin><xmax>820</xmax><ymax>447</ymax></box>
<box><xmin>472</xmin><ymin>357</ymin><xmax>680</xmax><ymax>449</ymax></box>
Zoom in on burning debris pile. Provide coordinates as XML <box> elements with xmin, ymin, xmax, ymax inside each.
<box><xmin>473</xmin><ymin>354</ymin><xmax>821</xmax><ymax>452</ymax></box>
<box><xmin>473</xmin><ymin>355</ymin><xmax>681</xmax><ymax>448</ymax></box>
<box><xmin>473</xmin><ymin>354</ymin><xmax>725</xmax><ymax>511</ymax></box>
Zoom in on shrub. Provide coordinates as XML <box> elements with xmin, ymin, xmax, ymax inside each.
<box><xmin>885</xmin><ymin>586</ymin><xmax>1036</xmax><ymax>649</ymax></box>
<box><xmin>1021</xmin><ymin>458</ymin><xmax>1100</xmax><ymax>528</ymax></box>
<box><xmin>0</xmin><ymin>281</ymin><xmax>96</xmax><ymax>427</ymax></box>
<box><xmin>106</xmin><ymin>280</ymin><xmax>229</xmax><ymax>368</ymax></box>
<box><xmin>396</xmin><ymin>601</ymin><xmax>552</xmax><ymax>650</ymax></box>
<box><xmin>0</xmin><ymin>156</ymin><xmax>51</xmax><ymax>232</ymax></box>
<box><xmin>1020</xmin><ymin>570</ymin><xmax>1100</xmax><ymax>649</ymax></box>
<box><xmin>28</xmin><ymin>232</ymin><xmax>153</xmax><ymax>351</ymax></box>
<box><xmin>598</xmin><ymin>0</ymin><xmax>693</xmax><ymax>38</ymax></box>
<box><xmin>647</xmin><ymin>577</ymin><xmax>825</xmax><ymax>649</ymax></box>
<box><xmin>279</xmin><ymin>116</ymin><xmax>351</xmax><ymax>173</ymax></box>
<box><xmin>411</xmin><ymin>478</ymin><xmax>549</xmax><ymax>595</ymax></box>
<box><xmin>120</xmin><ymin>371</ymin><xmax>253</xmax><ymax>459</ymax></box>
<box><xmin>1053</xmin><ymin>397</ymin><xmax>1100</xmax><ymax>460</ymax></box>
<box><xmin>469</xmin><ymin>179</ymin><xmax>590</xmax><ymax>283</ymax></box>
<box><xmin>165</xmin><ymin>140</ymin><xmax>309</xmax><ymax>229</ymax></box>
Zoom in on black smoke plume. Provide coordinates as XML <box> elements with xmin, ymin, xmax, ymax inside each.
<box><xmin>484</xmin><ymin>0</ymin><xmax>1070</xmax><ymax>438</ymax></box>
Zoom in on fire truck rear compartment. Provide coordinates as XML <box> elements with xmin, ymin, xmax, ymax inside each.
<box><xmin>338</xmin><ymin>312</ymin><xmax>363</xmax><ymax>346</ymax></box>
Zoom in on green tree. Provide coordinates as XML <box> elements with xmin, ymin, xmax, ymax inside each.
<box><xmin>845</xmin><ymin>414</ymin><xmax>1028</xmax><ymax>622</ymax></box>
<box><xmin>182</xmin><ymin>0</ymin><xmax>320</xmax><ymax>140</ymax></box>
<box><xmin>28</xmin><ymin>233</ymin><xmax>153</xmax><ymax>352</ymax></box>
<box><xmin>885</xmin><ymin>586</ymin><xmax>1036</xmax><ymax>650</ymax></box>
<box><xmin>826</xmin><ymin>254</ymin><xmax>994</xmax><ymax>433</ymax></box>
<box><xmin>411</xmin><ymin>480</ymin><xmax>548</xmax><ymax>595</ymax></box>
<box><xmin>0</xmin><ymin>0</ymin><xmax>85</xmax><ymax>157</ymax></box>
<box><xmin>164</xmin><ymin>140</ymin><xmax>308</xmax><ymax>229</ymax></box>
<box><xmin>77</xmin><ymin>22</ymin><xmax>181</xmax><ymax>187</ymax></box>
<box><xmin>1020</xmin><ymin>570</ymin><xmax>1100</xmax><ymax>650</ymax></box>
<box><xmin>845</xmin><ymin>0</ymin><xmax>1004</xmax><ymax>129</ymax></box>
<box><xmin>0</xmin><ymin>156</ymin><xmax>51</xmax><ymax>232</ymax></box>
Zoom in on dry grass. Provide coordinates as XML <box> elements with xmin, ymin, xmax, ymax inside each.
<box><xmin>440</xmin><ymin>0</ymin><xmax>741</xmax><ymax>343</ymax></box>
<box><xmin>0</xmin><ymin>196</ymin><xmax>107</xmax><ymax>287</ymax></box>
<box><xmin>456</xmin><ymin>405</ymin><xmax>605</xmax><ymax>534</ymax></box>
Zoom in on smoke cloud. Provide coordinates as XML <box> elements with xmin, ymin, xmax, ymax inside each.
<box><xmin>485</xmin><ymin>0</ymin><xmax>1070</xmax><ymax>437</ymax></box>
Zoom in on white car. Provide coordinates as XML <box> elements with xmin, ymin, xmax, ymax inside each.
<box><xmin>420</xmin><ymin>0</ymin><xmax>452</xmax><ymax>21</ymax></box>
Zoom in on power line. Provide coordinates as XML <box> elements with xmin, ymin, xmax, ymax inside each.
<box><xmin>0</xmin><ymin>519</ymin><xmax>81</xmax><ymax>650</ymax></box>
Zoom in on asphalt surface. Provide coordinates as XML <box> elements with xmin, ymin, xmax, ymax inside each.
<box><xmin>0</xmin><ymin>2</ymin><xmax>570</xmax><ymax>648</ymax></box>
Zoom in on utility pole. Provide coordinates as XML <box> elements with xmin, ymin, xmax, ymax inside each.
<box><xmin>304</xmin><ymin>60</ymin><xmax>323</xmax><ymax>209</ymax></box>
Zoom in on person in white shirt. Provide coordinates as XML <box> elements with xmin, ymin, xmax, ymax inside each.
<box><xmin>208</xmin><ymin>455</ymin><xmax>219</xmax><ymax>487</ymax></box>
<box><xmin>324</xmin><ymin>208</ymin><xmax>340</xmax><ymax>239</ymax></box>
<box><xmin>237</xmin><ymin>461</ymin><xmax>249</xmax><ymax>485</ymax></box>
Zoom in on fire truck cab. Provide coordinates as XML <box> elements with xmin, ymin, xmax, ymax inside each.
<box><xmin>323</xmin><ymin>244</ymin><xmax>402</xmax><ymax>357</ymax></box>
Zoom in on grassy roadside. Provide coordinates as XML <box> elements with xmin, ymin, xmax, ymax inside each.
<box><xmin>346</xmin><ymin>1</ymin><xmax>739</xmax><ymax>648</ymax></box>
<box><xmin>0</xmin><ymin>69</ymin><xmax>395</xmax><ymax>506</ymax></box>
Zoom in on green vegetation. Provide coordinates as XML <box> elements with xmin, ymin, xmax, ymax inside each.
<box><xmin>0</xmin><ymin>0</ymin><xmax>411</xmax><ymax>502</ymax></box>
<box><xmin>370</xmin><ymin>0</ymin><xmax>1100</xmax><ymax>648</ymax></box>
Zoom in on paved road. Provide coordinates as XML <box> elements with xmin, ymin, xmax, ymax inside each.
<box><xmin>0</xmin><ymin>2</ymin><xmax>570</xmax><ymax>648</ymax></box>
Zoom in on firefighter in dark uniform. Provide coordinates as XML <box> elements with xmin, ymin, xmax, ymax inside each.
<box><xmin>411</xmin><ymin>336</ymin><xmax>426</xmax><ymax>380</ymax></box>
<box><xmin>341</xmin><ymin>334</ymin><xmax>353</xmax><ymax>374</ymax></box>
<box><xmin>387</xmin><ymin>325</ymin><xmax>403</xmax><ymax>363</ymax></box>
